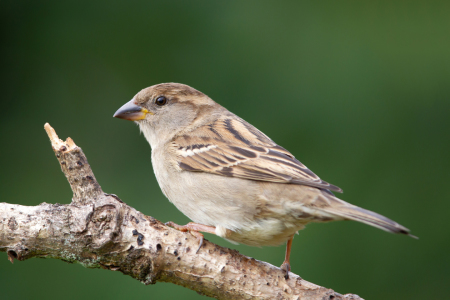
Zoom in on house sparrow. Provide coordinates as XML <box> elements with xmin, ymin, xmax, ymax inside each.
<box><xmin>114</xmin><ymin>83</ymin><xmax>415</xmax><ymax>278</ymax></box>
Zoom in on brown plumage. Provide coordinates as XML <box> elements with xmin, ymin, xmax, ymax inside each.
<box><xmin>175</xmin><ymin>117</ymin><xmax>343</xmax><ymax>192</ymax></box>
<box><xmin>114</xmin><ymin>83</ymin><xmax>415</xmax><ymax>278</ymax></box>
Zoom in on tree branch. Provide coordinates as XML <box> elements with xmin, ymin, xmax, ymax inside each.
<box><xmin>0</xmin><ymin>123</ymin><xmax>363</xmax><ymax>300</ymax></box>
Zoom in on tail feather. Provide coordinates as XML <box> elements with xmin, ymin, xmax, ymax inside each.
<box><xmin>321</xmin><ymin>203</ymin><xmax>417</xmax><ymax>239</ymax></box>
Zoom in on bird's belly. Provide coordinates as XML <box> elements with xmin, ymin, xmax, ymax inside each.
<box><xmin>226</xmin><ymin>219</ymin><xmax>303</xmax><ymax>246</ymax></box>
<box><xmin>158</xmin><ymin>169</ymin><xmax>259</xmax><ymax>231</ymax></box>
<box><xmin>153</xmin><ymin>162</ymin><xmax>310</xmax><ymax>246</ymax></box>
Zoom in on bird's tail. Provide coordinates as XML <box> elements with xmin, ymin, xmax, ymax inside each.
<box><xmin>318</xmin><ymin>197</ymin><xmax>417</xmax><ymax>238</ymax></box>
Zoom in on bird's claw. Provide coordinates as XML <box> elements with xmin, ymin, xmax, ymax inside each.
<box><xmin>165</xmin><ymin>221</ymin><xmax>205</xmax><ymax>253</ymax></box>
<box><xmin>280</xmin><ymin>261</ymin><xmax>291</xmax><ymax>280</ymax></box>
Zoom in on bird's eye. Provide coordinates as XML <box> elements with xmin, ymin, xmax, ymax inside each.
<box><xmin>155</xmin><ymin>96</ymin><xmax>167</xmax><ymax>106</ymax></box>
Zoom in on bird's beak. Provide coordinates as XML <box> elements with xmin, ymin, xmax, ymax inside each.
<box><xmin>113</xmin><ymin>99</ymin><xmax>152</xmax><ymax>121</ymax></box>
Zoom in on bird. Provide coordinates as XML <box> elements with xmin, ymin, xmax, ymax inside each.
<box><xmin>113</xmin><ymin>82</ymin><xmax>415</xmax><ymax>278</ymax></box>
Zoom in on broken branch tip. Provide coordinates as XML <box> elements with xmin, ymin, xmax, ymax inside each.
<box><xmin>44</xmin><ymin>123</ymin><xmax>78</xmax><ymax>151</ymax></box>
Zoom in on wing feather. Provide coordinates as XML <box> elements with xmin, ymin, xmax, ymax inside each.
<box><xmin>173</xmin><ymin>117</ymin><xmax>343</xmax><ymax>193</ymax></box>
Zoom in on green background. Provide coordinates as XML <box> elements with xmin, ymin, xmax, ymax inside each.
<box><xmin>1</xmin><ymin>1</ymin><xmax>449</xmax><ymax>299</ymax></box>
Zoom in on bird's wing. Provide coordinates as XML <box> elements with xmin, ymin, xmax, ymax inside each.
<box><xmin>172</xmin><ymin>116</ymin><xmax>343</xmax><ymax>193</ymax></box>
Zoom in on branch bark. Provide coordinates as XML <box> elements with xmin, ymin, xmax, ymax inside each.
<box><xmin>0</xmin><ymin>123</ymin><xmax>363</xmax><ymax>300</ymax></box>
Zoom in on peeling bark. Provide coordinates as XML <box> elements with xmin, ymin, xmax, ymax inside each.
<box><xmin>0</xmin><ymin>123</ymin><xmax>363</xmax><ymax>300</ymax></box>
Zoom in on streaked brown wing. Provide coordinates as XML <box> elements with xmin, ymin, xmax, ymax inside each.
<box><xmin>174</xmin><ymin>116</ymin><xmax>343</xmax><ymax>193</ymax></box>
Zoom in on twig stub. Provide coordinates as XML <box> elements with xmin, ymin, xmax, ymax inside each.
<box><xmin>44</xmin><ymin>123</ymin><xmax>102</xmax><ymax>204</ymax></box>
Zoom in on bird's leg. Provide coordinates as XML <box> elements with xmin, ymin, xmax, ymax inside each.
<box><xmin>165</xmin><ymin>221</ymin><xmax>216</xmax><ymax>253</ymax></box>
<box><xmin>280</xmin><ymin>235</ymin><xmax>294</xmax><ymax>279</ymax></box>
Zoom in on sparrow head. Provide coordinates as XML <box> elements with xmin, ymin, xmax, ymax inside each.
<box><xmin>114</xmin><ymin>83</ymin><xmax>219</xmax><ymax>147</ymax></box>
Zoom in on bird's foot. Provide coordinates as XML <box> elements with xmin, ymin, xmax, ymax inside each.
<box><xmin>165</xmin><ymin>221</ymin><xmax>216</xmax><ymax>253</ymax></box>
<box><xmin>280</xmin><ymin>261</ymin><xmax>291</xmax><ymax>280</ymax></box>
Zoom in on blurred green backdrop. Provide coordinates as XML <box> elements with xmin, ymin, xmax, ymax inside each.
<box><xmin>1</xmin><ymin>1</ymin><xmax>449</xmax><ymax>299</ymax></box>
